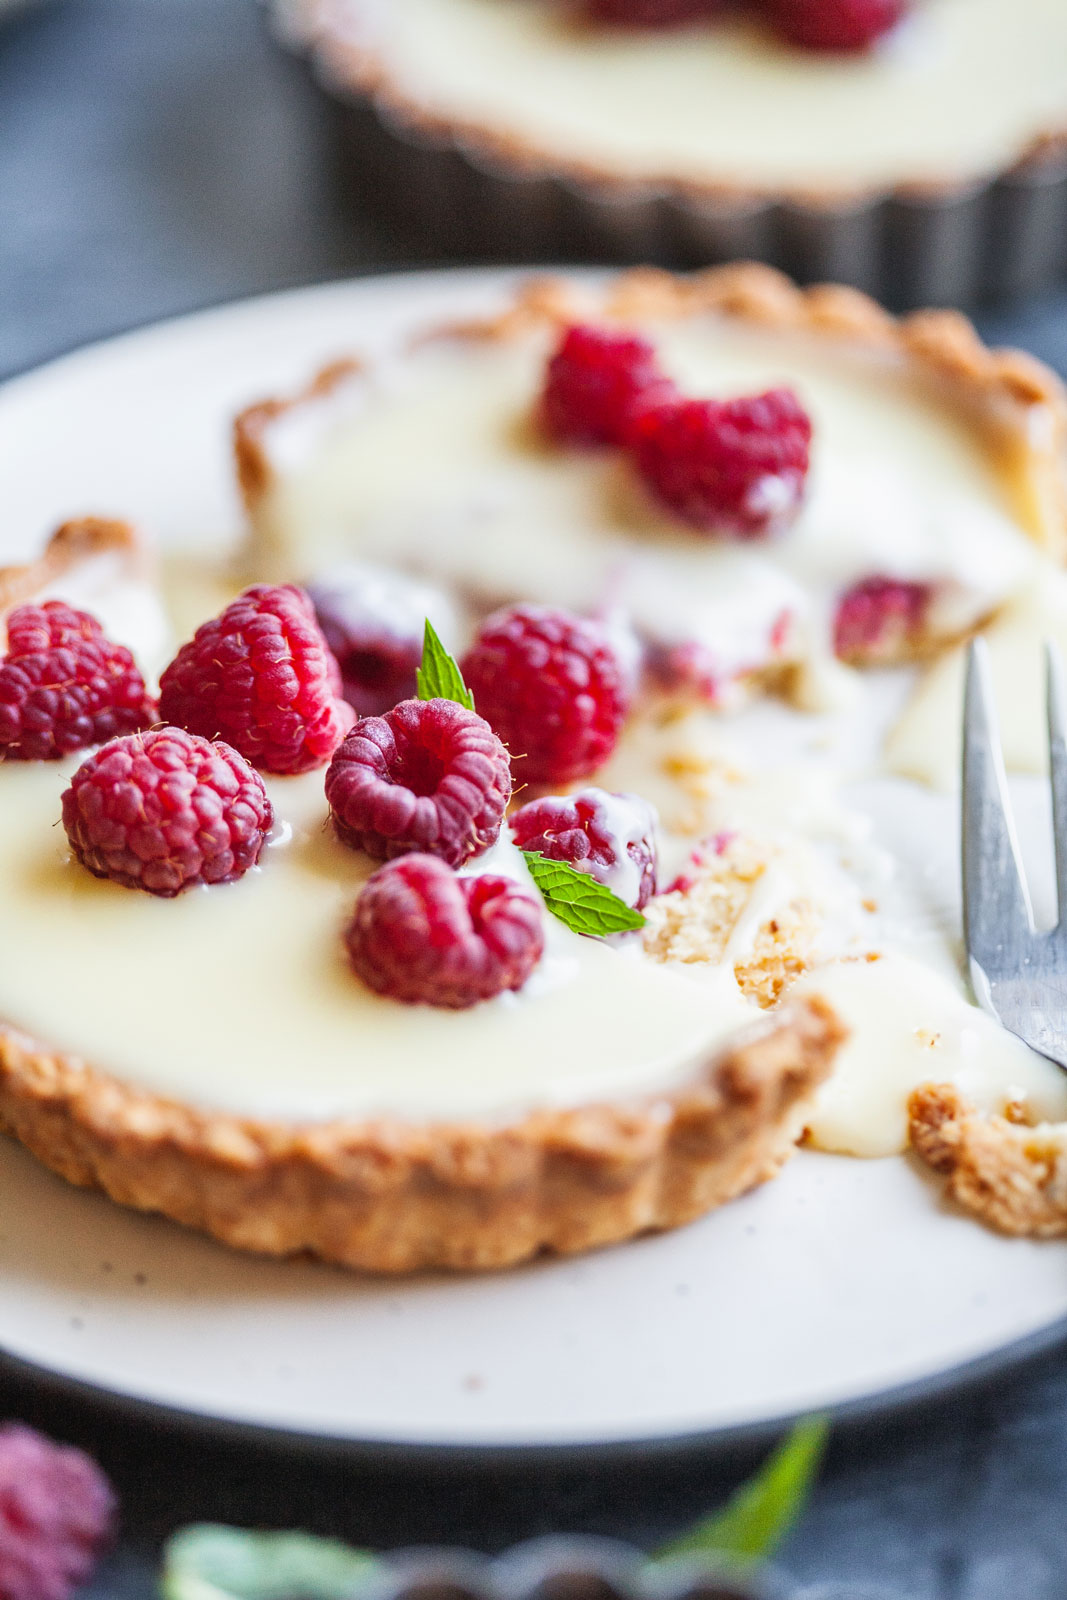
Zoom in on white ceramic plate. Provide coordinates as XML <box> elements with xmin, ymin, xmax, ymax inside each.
<box><xmin>2</xmin><ymin>269</ymin><xmax>1066</xmax><ymax>1453</ymax></box>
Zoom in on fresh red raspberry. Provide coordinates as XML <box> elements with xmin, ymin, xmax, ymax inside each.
<box><xmin>581</xmin><ymin>0</ymin><xmax>722</xmax><ymax>26</ymax></box>
<box><xmin>0</xmin><ymin>600</ymin><xmax>155</xmax><ymax>761</ymax></box>
<box><xmin>461</xmin><ymin>605</ymin><xmax>629</xmax><ymax>786</ymax></box>
<box><xmin>629</xmin><ymin>388</ymin><xmax>812</xmax><ymax>537</ymax></box>
<box><xmin>511</xmin><ymin>787</ymin><xmax>658</xmax><ymax>909</ymax></box>
<box><xmin>307</xmin><ymin>564</ymin><xmax>456</xmax><ymax>718</ymax></box>
<box><xmin>768</xmin><ymin>0</ymin><xmax>907</xmax><ymax>50</ymax></box>
<box><xmin>833</xmin><ymin>576</ymin><xmax>931</xmax><ymax>664</ymax></box>
<box><xmin>62</xmin><ymin>726</ymin><xmax>274</xmax><ymax>897</ymax></box>
<box><xmin>326</xmin><ymin>697</ymin><xmax>511</xmax><ymax>868</ymax></box>
<box><xmin>540</xmin><ymin>324</ymin><xmax>671</xmax><ymax>447</ymax></box>
<box><xmin>345</xmin><ymin>854</ymin><xmax>544</xmax><ymax>1008</ymax></box>
<box><xmin>0</xmin><ymin>1423</ymin><xmax>116</xmax><ymax>1600</ymax></box>
<box><xmin>158</xmin><ymin>584</ymin><xmax>353</xmax><ymax>775</ymax></box>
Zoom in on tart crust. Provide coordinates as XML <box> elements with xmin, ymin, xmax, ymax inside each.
<box><xmin>287</xmin><ymin>2</ymin><xmax>1067</xmax><ymax>210</ymax></box>
<box><xmin>909</xmin><ymin>1083</ymin><xmax>1067</xmax><ymax>1238</ymax></box>
<box><xmin>0</xmin><ymin>999</ymin><xmax>842</xmax><ymax>1273</ymax></box>
<box><xmin>235</xmin><ymin>265</ymin><xmax>1067</xmax><ymax>573</ymax></box>
<box><xmin>0</xmin><ymin>518</ymin><xmax>143</xmax><ymax>620</ymax></box>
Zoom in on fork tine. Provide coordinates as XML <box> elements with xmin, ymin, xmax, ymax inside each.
<box><xmin>963</xmin><ymin>637</ymin><xmax>1034</xmax><ymax>971</ymax></box>
<box><xmin>1047</xmin><ymin>640</ymin><xmax>1067</xmax><ymax>927</ymax></box>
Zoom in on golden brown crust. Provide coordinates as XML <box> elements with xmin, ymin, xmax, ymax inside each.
<box><xmin>0</xmin><ymin>998</ymin><xmax>844</xmax><ymax>1273</ymax></box>
<box><xmin>0</xmin><ymin>518</ymin><xmax>141</xmax><ymax>618</ymax></box>
<box><xmin>234</xmin><ymin>359</ymin><xmax>361</xmax><ymax>510</ymax></box>
<box><xmin>909</xmin><ymin>1083</ymin><xmax>1067</xmax><ymax>1238</ymax></box>
<box><xmin>293</xmin><ymin>2</ymin><xmax>1067</xmax><ymax>210</ymax></box>
<box><xmin>234</xmin><ymin>264</ymin><xmax>1067</xmax><ymax>559</ymax></box>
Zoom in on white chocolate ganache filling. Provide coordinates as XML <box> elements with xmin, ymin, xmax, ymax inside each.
<box><xmin>249</xmin><ymin>316</ymin><xmax>1040</xmax><ymax>702</ymax></box>
<box><xmin>307</xmin><ymin>0</ymin><xmax>1067</xmax><ymax>190</ymax></box>
<box><xmin>0</xmin><ymin>757</ymin><xmax>767</xmax><ymax>1124</ymax></box>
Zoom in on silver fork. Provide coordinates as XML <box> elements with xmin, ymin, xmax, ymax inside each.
<box><xmin>963</xmin><ymin>636</ymin><xmax>1067</xmax><ymax>1069</ymax></box>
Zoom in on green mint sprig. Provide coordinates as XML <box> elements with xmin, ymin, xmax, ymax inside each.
<box><xmin>416</xmin><ymin>619</ymin><xmax>474</xmax><ymax>711</ymax></box>
<box><xmin>522</xmin><ymin>851</ymin><xmax>646</xmax><ymax>936</ymax></box>
<box><xmin>160</xmin><ymin>1525</ymin><xmax>376</xmax><ymax>1600</ymax></box>
<box><xmin>656</xmin><ymin>1414</ymin><xmax>829</xmax><ymax>1568</ymax></box>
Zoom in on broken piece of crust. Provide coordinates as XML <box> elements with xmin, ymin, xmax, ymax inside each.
<box><xmin>910</xmin><ymin>1083</ymin><xmax>1067</xmax><ymax>1238</ymax></box>
<box><xmin>0</xmin><ymin>518</ymin><xmax>142</xmax><ymax>618</ymax></box>
<box><xmin>0</xmin><ymin>998</ymin><xmax>843</xmax><ymax>1274</ymax></box>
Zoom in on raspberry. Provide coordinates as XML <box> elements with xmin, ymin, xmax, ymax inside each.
<box><xmin>158</xmin><ymin>584</ymin><xmax>353</xmax><ymax>775</ymax></box>
<box><xmin>768</xmin><ymin>0</ymin><xmax>907</xmax><ymax>50</ymax></box>
<box><xmin>62</xmin><ymin>726</ymin><xmax>274</xmax><ymax>897</ymax></box>
<box><xmin>0</xmin><ymin>1423</ymin><xmax>116</xmax><ymax>1600</ymax></box>
<box><xmin>833</xmin><ymin>576</ymin><xmax>931</xmax><ymax>664</ymax></box>
<box><xmin>326</xmin><ymin>697</ymin><xmax>511</xmax><ymax>868</ymax></box>
<box><xmin>629</xmin><ymin>388</ymin><xmax>812</xmax><ymax>538</ymax></box>
<box><xmin>307</xmin><ymin>563</ymin><xmax>457</xmax><ymax>719</ymax></box>
<box><xmin>461</xmin><ymin>605</ymin><xmax>629</xmax><ymax>786</ymax></box>
<box><xmin>345</xmin><ymin>854</ymin><xmax>544</xmax><ymax>1008</ymax></box>
<box><xmin>582</xmin><ymin>0</ymin><xmax>722</xmax><ymax>25</ymax></box>
<box><xmin>511</xmin><ymin>787</ymin><xmax>658</xmax><ymax>909</ymax></box>
<box><xmin>540</xmin><ymin>324</ymin><xmax>671</xmax><ymax>447</ymax></box>
<box><xmin>0</xmin><ymin>601</ymin><xmax>155</xmax><ymax>761</ymax></box>
<box><xmin>646</xmin><ymin>608</ymin><xmax>793</xmax><ymax>702</ymax></box>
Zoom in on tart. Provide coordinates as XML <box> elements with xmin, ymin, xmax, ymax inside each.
<box><xmin>0</xmin><ymin>520</ymin><xmax>844</xmax><ymax>1273</ymax></box>
<box><xmin>277</xmin><ymin>0</ymin><xmax>1067</xmax><ymax>303</ymax></box>
<box><xmin>4</xmin><ymin>267</ymin><xmax>1067</xmax><ymax>1267</ymax></box>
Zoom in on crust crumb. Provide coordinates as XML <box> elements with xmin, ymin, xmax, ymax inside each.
<box><xmin>909</xmin><ymin>1083</ymin><xmax>1067</xmax><ymax>1237</ymax></box>
<box><xmin>643</xmin><ymin>838</ymin><xmax>818</xmax><ymax>1008</ymax></box>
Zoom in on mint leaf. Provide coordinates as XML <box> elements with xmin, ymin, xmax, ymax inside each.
<box><xmin>522</xmin><ymin>852</ymin><xmax>646</xmax><ymax>936</ymax></box>
<box><xmin>160</xmin><ymin>1525</ymin><xmax>377</xmax><ymax>1600</ymax></box>
<box><xmin>656</xmin><ymin>1415</ymin><xmax>829</xmax><ymax>1568</ymax></box>
<box><xmin>416</xmin><ymin>619</ymin><xmax>474</xmax><ymax>711</ymax></box>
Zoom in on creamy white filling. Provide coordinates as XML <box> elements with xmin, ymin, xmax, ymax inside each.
<box><xmin>889</xmin><ymin>570</ymin><xmax>1067</xmax><ymax>790</ymax></box>
<box><xmin>307</xmin><ymin>0</ymin><xmax>1067</xmax><ymax>189</ymax></box>
<box><xmin>251</xmin><ymin>319</ymin><xmax>1037</xmax><ymax>699</ymax></box>
<box><xmin>0</xmin><ymin>760</ymin><xmax>765</xmax><ymax>1123</ymax></box>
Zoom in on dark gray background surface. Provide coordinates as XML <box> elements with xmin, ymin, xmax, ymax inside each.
<box><xmin>2</xmin><ymin>3</ymin><xmax>1067</xmax><ymax>1596</ymax></box>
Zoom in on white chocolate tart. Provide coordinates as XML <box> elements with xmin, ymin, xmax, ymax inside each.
<box><xmin>5</xmin><ymin>270</ymin><xmax>1067</xmax><ymax>1269</ymax></box>
<box><xmin>277</xmin><ymin>0</ymin><xmax>1067</xmax><ymax>302</ymax></box>
<box><xmin>0</xmin><ymin>520</ymin><xmax>848</xmax><ymax>1273</ymax></box>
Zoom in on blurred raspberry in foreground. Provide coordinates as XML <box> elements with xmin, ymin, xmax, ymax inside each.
<box><xmin>0</xmin><ymin>1423</ymin><xmax>116</xmax><ymax>1600</ymax></box>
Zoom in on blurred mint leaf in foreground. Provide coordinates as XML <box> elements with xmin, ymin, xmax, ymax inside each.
<box><xmin>416</xmin><ymin>619</ymin><xmax>474</xmax><ymax>711</ymax></box>
<box><xmin>656</xmin><ymin>1415</ymin><xmax>829</xmax><ymax>1568</ymax></box>
<box><xmin>160</xmin><ymin>1524</ymin><xmax>376</xmax><ymax>1600</ymax></box>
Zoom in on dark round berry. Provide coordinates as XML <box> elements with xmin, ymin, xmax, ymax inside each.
<box><xmin>326</xmin><ymin>697</ymin><xmax>512</xmax><ymax>868</ymax></box>
<box><xmin>345</xmin><ymin>854</ymin><xmax>544</xmax><ymax>1009</ymax></box>
<box><xmin>540</xmin><ymin>324</ymin><xmax>671</xmax><ymax>447</ymax></box>
<box><xmin>0</xmin><ymin>1423</ymin><xmax>116</xmax><ymax>1600</ymax></box>
<box><xmin>511</xmin><ymin>788</ymin><xmax>658</xmax><ymax>909</ymax></box>
<box><xmin>768</xmin><ymin>0</ymin><xmax>907</xmax><ymax>50</ymax></box>
<box><xmin>629</xmin><ymin>389</ymin><xmax>812</xmax><ymax>538</ymax></box>
<box><xmin>462</xmin><ymin>605</ymin><xmax>629</xmax><ymax>786</ymax></box>
<box><xmin>61</xmin><ymin>726</ymin><xmax>274</xmax><ymax>897</ymax></box>
<box><xmin>158</xmin><ymin>583</ymin><xmax>354</xmax><ymax>775</ymax></box>
<box><xmin>307</xmin><ymin>564</ymin><xmax>454</xmax><ymax>718</ymax></box>
<box><xmin>833</xmin><ymin>576</ymin><xmax>931</xmax><ymax>665</ymax></box>
<box><xmin>0</xmin><ymin>600</ymin><xmax>155</xmax><ymax>761</ymax></box>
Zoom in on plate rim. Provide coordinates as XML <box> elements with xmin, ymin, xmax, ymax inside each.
<box><xmin>2</xmin><ymin>267</ymin><xmax>1067</xmax><ymax>1458</ymax></box>
<box><xmin>4</xmin><ymin>1311</ymin><xmax>1067</xmax><ymax>1462</ymax></box>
